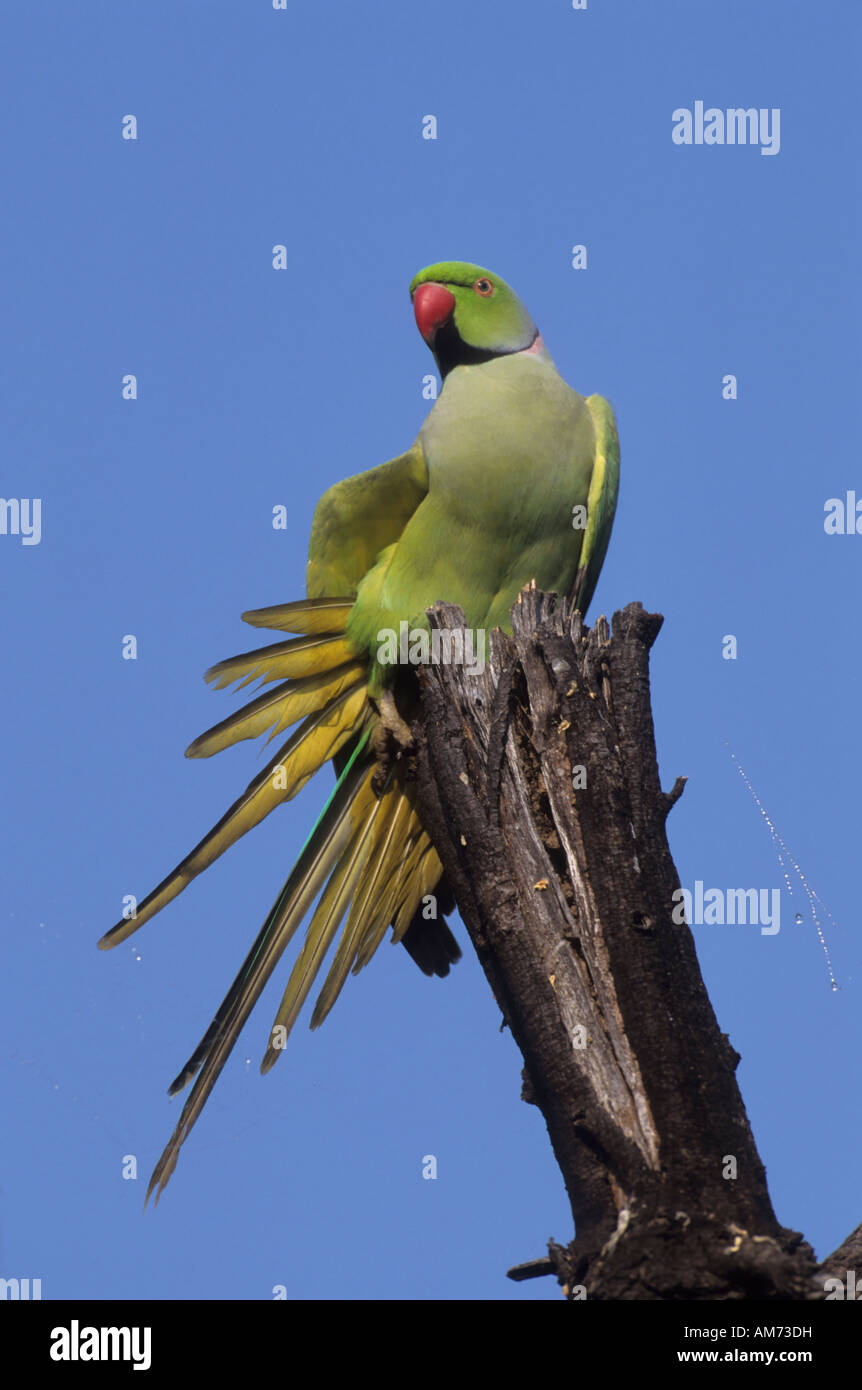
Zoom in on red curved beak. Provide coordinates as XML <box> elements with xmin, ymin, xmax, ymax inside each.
<box><xmin>412</xmin><ymin>282</ymin><xmax>456</xmax><ymax>343</ymax></box>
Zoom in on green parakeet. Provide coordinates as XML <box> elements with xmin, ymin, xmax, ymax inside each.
<box><xmin>101</xmin><ymin>261</ymin><xmax>620</xmax><ymax>1201</ymax></box>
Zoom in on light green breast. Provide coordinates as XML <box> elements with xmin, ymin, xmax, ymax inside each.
<box><xmin>347</xmin><ymin>350</ymin><xmax>597</xmax><ymax>672</ymax></box>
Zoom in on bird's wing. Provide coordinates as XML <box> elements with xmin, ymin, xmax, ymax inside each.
<box><xmin>306</xmin><ymin>440</ymin><xmax>429</xmax><ymax>598</ymax></box>
<box><xmin>571</xmin><ymin>394</ymin><xmax>620</xmax><ymax>616</ymax></box>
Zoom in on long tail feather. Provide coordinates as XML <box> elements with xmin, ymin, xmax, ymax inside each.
<box><xmin>145</xmin><ymin>737</ymin><xmax>373</xmax><ymax>1204</ymax></box>
<box><xmin>205</xmin><ymin>633</ymin><xmax>358</xmax><ymax>692</ymax></box>
<box><xmin>98</xmin><ymin>683</ymin><xmax>370</xmax><ymax>949</ymax></box>
<box><xmin>351</xmin><ymin>810</ymin><xmax>430</xmax><ymax>971</ymax></box>
<box><xmin>104</xmin><ymin>591</ymin><xmax>461</xmax><ymax>1203</ymax></box>
<box><xmin>185</xmin><ymin>660</ymin><xmax>363</xmax><ymax>757</ymax></box>
<box><xmin>242</xmin><ymin>597</ymin><xmax>354</xmax><ymax>635</ymax></box>
<box><xmin>259</xmin><ymin>771</ymin><xmax>395</xmax><ymax>1069</ymax></box>
<box><xmin>308</xmin><ymin>789</ymin><xmax>407</xmax><ymax>1028</ymax></box>
<box><xmin>391</xmin><ymin>841</ymin><xmax>441</xmax><ymax>943</ymax></box>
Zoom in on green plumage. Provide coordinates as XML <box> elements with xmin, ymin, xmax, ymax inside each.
<box><xmin>100</xmin><ymin>260</ymin><xmax>620</xmax><ymax>1201</ymax></box>
<box><xmin>344</xmin><ymin>353</ymin><xmax>610</xmax><ymax>665</ymax></box>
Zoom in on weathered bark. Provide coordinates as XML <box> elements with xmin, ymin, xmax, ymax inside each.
<box><xmin>407</xmin><ymin>588</ymin><xmax>834</xmax><ymax>1300</ymax></box>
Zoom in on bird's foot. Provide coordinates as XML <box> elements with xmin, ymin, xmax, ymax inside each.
<box><xmin>371</xmin><ymin>688</ymin><xmax>414</xmax><ymax>795</ymax></box>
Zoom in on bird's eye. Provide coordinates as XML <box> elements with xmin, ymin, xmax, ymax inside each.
<box><xmin>474</xmin><ymin>278</ymin><xmax>494</xmax><ymax>297</ymax></box>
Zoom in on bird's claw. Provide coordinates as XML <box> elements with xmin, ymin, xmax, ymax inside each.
<box><xmin>371</xmin><ymin>689</ymin><xmax>414</xmax><ymax>794</ymax></box>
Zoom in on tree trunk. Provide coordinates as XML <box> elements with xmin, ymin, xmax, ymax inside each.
<box><xmin>408</xmin><ymin>588</ymin><xmax>827</xmax><ymax>1300</ymax></box>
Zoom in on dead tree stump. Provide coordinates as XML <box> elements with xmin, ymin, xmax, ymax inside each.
<box><xmin>408</xmin><ymin>588</ymin><xmax>819</xmax><ymax>1300</ymax></box>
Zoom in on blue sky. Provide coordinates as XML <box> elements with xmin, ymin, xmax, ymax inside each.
<box><xmin>2</xmin><ymin>1</ymin><xmax>859</xmax><ymax>1300</ymax></box>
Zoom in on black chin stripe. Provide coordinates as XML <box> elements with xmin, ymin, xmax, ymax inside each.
<box><xmin>432</xmin><ymin>319</ymin><xmax>536</xmax><ymax>379</ymax></box>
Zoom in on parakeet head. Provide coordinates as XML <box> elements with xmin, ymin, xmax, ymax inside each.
<box><xmin>409</xmin><ymin>261</ymin><xmax>539</xmax><ymax>376</ymax></box>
